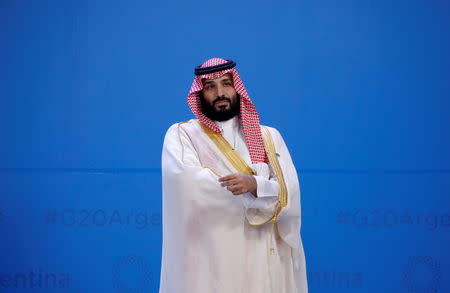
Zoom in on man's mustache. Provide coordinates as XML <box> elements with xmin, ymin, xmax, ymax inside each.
<box><xmin>213</xmin><ymin>97</ymin><xmax>231</xmax><ymax>105</ymax></box>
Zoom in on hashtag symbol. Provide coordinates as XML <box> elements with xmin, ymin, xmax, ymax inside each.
<box><xmin>45</xmin><ymin>210</ymin><xmax>58</xmax><ymax>225</ymax></box>
<box><xmin>336</xmin><ymin>210</ymin><xmax>350</xmax><ymax>224</ymax></box>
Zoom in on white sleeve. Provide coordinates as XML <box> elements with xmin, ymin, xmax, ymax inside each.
<box><xmin>253</xmin><ymin>162</ymin><xmax>279</xmax><ymax>198</ymax></box>
<box><xmin>240</xmin><ymin>162</ymin><xmax>279</xmax><ymax>213</ymax></box>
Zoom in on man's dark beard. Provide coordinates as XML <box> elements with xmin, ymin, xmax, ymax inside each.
<box><xmin>199</xmin><ymin>92</ymin><xmax>240</xmax><ymax>121</ymax></box>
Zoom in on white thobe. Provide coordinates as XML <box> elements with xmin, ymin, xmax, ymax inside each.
<box><xmin>159</xmin><ymin>116</ymin><xmax>308</xmax><ymax>293</ymax></box>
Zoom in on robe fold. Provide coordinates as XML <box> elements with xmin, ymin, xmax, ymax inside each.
<box><xmin>159</xmin><ymin>117</ymin><xmax>308</xmax><ymax>293</ymax></box>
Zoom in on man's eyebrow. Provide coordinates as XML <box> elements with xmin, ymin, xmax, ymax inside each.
<box><xmin>203</xmin><ymin>78</ymin><xmax>232</xmax><ymax>85</ymax></box>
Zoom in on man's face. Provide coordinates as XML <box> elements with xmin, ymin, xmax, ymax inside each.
<box><xmin>199</xmin><ymin>73</ymin><xmax>240</xmax><ymax>121</ymax></box>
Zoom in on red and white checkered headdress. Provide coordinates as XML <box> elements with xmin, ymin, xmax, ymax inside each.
<box><xmin>187</xmin><ymin>58</ymin><xmax>268</xmax><ymax>164</ymax></box>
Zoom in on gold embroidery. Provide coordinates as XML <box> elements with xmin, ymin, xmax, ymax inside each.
<box><xmin>261</xmin><ymin>126</ymin><xmax>288</xmax><ymax>208</ymax></box>
<box><xmin>245</xmin><ymin>126</ymin><xmax>288</xmax><ymax>227</ymax></box>
<box><xmin>203</xmin><ymin>166</ymin><xmax>222</xmax><ymax>177</ymax></box>
<box><xmin>249</xmin><ymin>126</ymin><xmax>289</xmax><ymax>255</ymax></box>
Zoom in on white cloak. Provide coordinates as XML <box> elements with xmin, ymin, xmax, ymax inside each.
<box><xmin>159</xmin><ymin>116</ymin><xmax>308</xmax><ymax>293</ymax></box>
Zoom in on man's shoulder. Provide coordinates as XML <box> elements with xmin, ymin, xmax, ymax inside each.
<box><xmin>167</xmin><ymin>118</ymin><xmax>198</xmax><ymax>129</ymax></box>
<box><xmin>164</xmin><ymin>119</ymin><xmax>199</xmax><ymax>136</ymax></box>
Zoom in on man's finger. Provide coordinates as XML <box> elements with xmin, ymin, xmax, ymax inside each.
<box><xmin>221</xmin><ymin>178</ymin><xmax>239</xmax><ymax>187</ymax></box>
<box><xmin>232</xmin><ymin>188</ymin><xmax>245</xmax><ymax>195</ymax></box>
<box><xmin>227</xmin><ymin>184</ymin><xmax>243</xmax><ymax>193</ymax></box>
<box><xmin>218</xmin><ymin>174</ymin><xmax>239</xmax><ymax>182</ymax></box>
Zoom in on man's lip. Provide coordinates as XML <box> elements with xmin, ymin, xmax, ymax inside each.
<box><xmin>215</xmin><ymin>100</ymin><xmax>229</xmax><ymax>106</ymax></box>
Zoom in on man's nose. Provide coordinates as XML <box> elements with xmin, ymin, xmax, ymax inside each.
<box><xmin>217</xmin><ymin>85</ymin><xmax>225</xmax><ymax>97</ymax></box>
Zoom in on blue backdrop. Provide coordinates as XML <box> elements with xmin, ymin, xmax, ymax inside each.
<box><xmin>1</xmin><ymin>1</ymin><xmax>449</xmax><ymax>292</ymax></box>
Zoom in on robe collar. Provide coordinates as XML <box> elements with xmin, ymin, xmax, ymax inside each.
<box><xmin>213</xmin><ymin>115</ymin><xmax>241</xmax><ymax>133</ymax></box>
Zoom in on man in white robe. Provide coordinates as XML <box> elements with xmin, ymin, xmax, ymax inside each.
<box><xmin>159</xmin><ymin>58</ymin><xmax>308</xmax><ymax>293</ymax></box>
